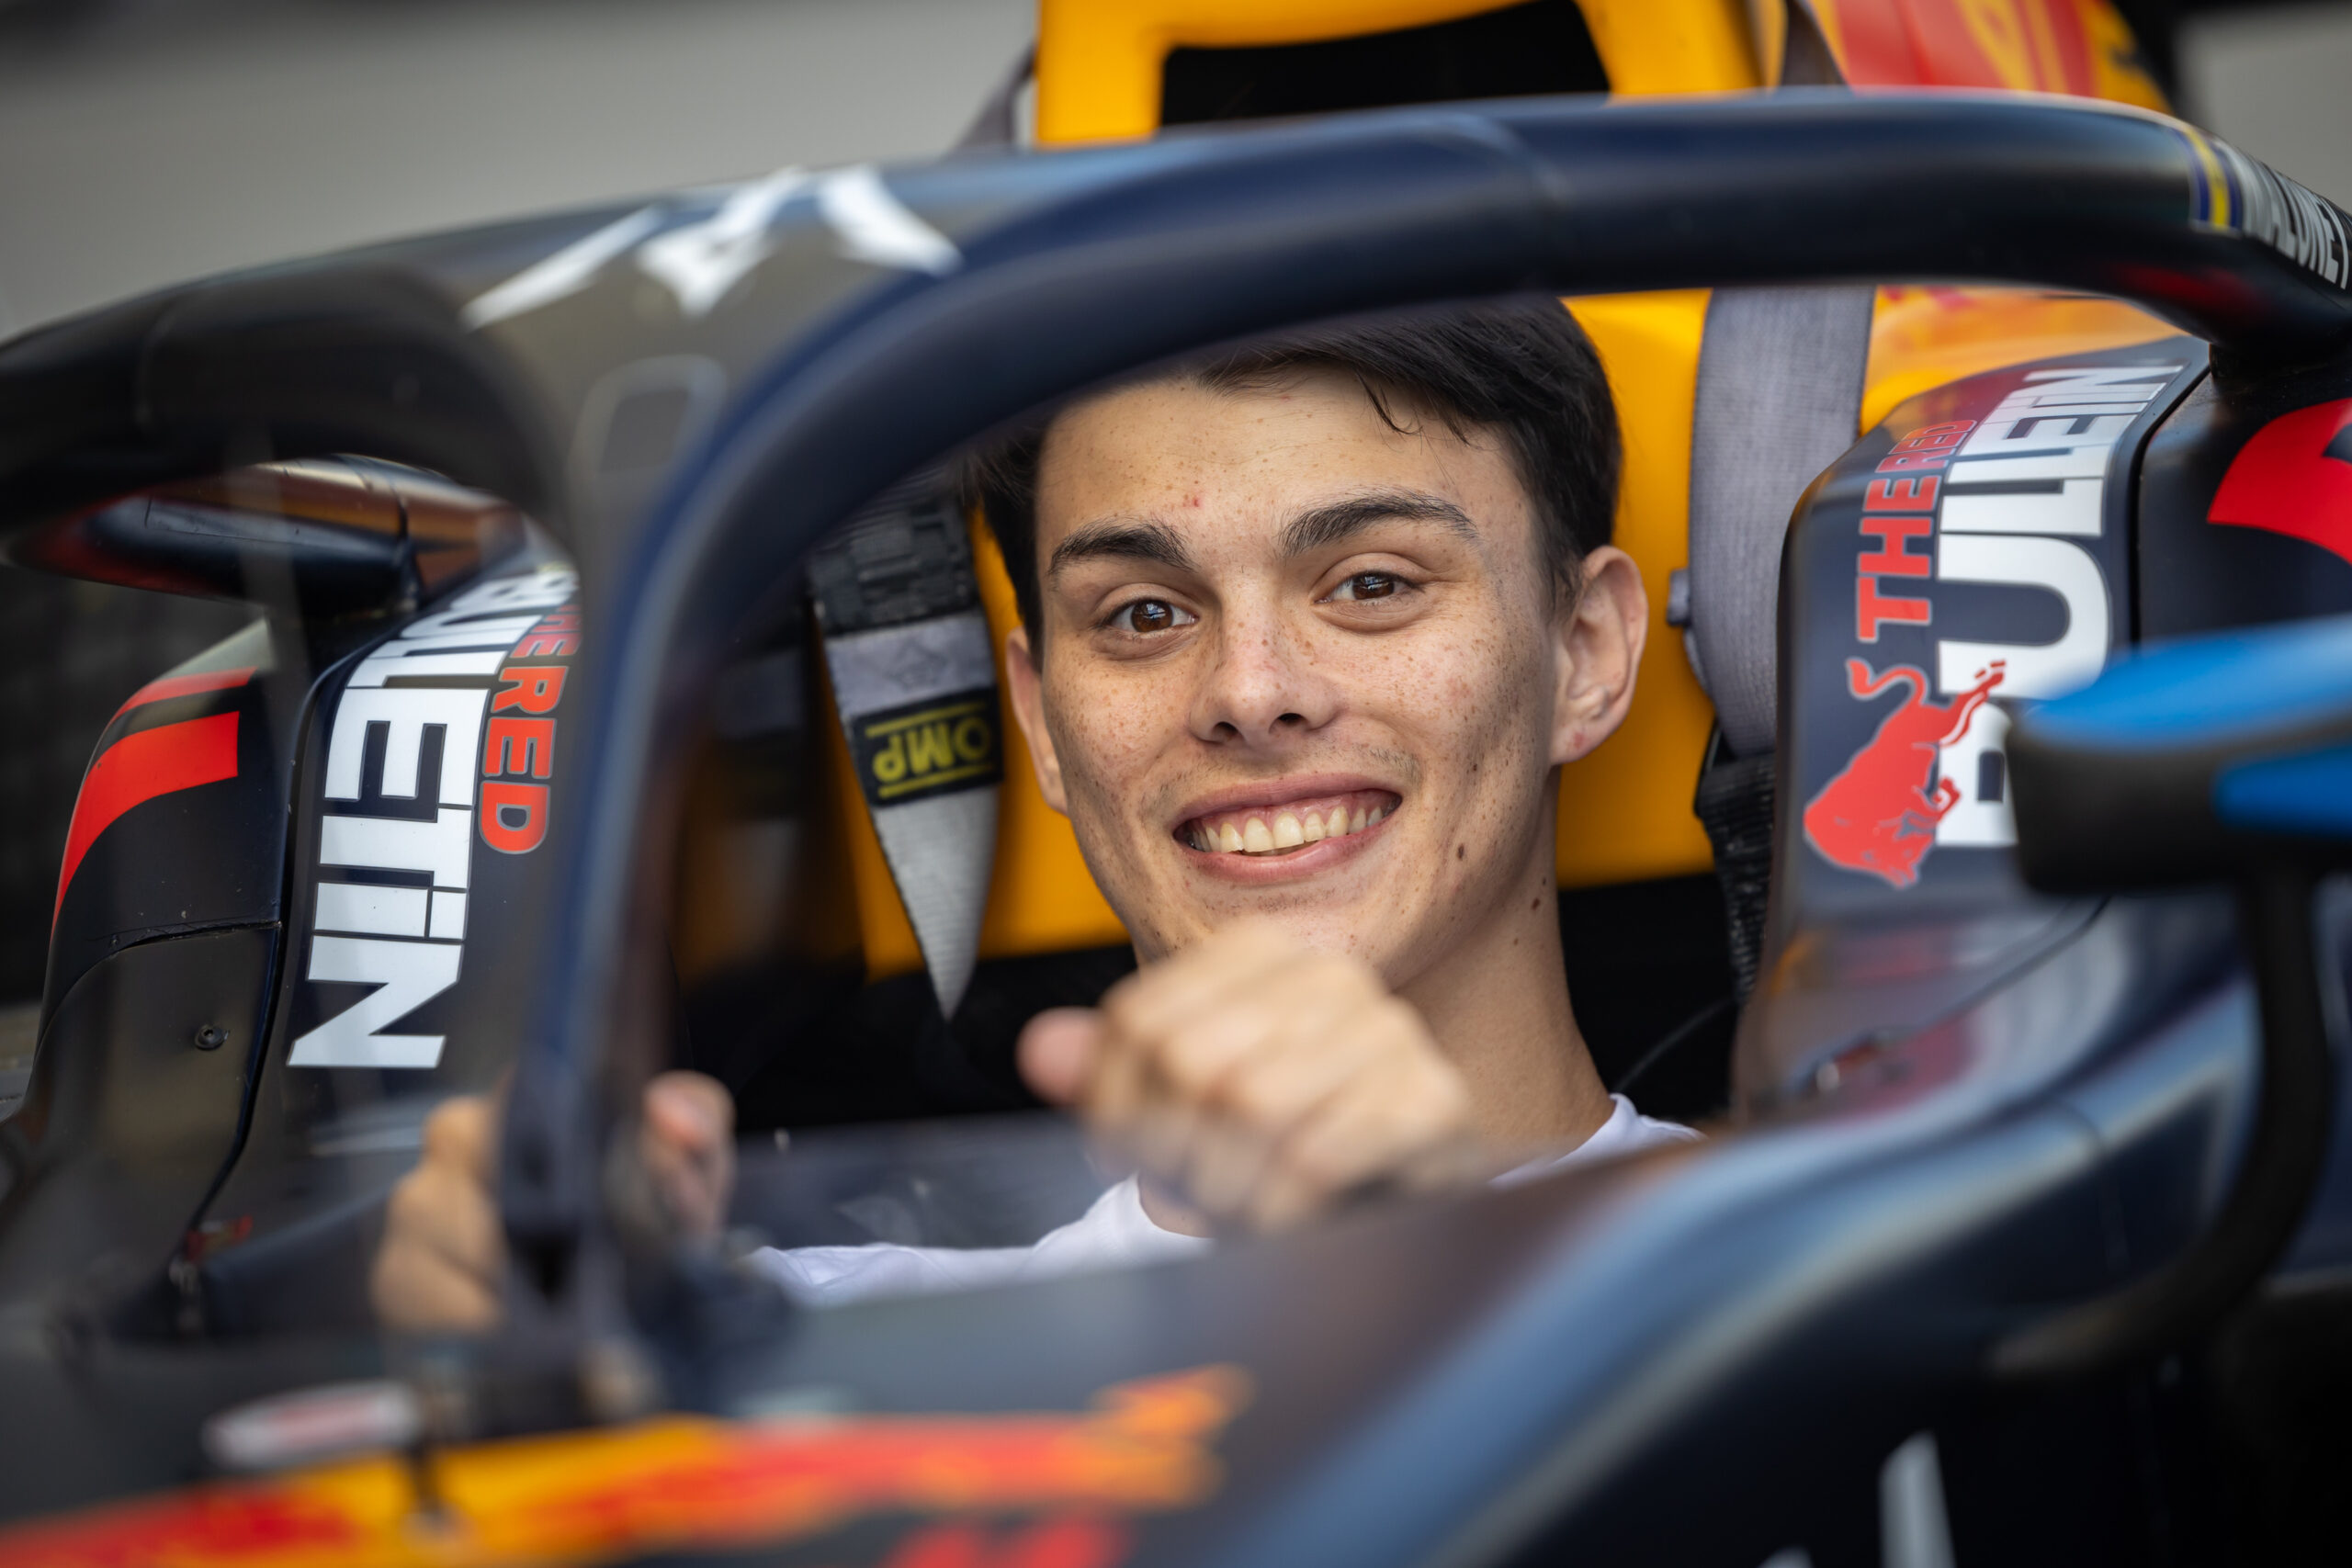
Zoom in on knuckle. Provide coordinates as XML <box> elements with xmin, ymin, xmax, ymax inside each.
<box><xmin>1222</xmin><ymin>1070</ymin><xmax>1289</xmax><ymax>1127</ymax></box>
<box><xmin>1282</xmin><ymin>1136</ymin><xmax>1351</xmax><ymax>1194</ymax></box>
<box><xmin>1157</xmin><ymin>1031</ymin><xmax>1229</xmax><ymax>1096</ymax></box>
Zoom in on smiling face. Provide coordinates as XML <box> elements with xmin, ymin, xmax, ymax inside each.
<box><xmin>1001</xmin><ymin>367</ymin><xmax>1645</xmax><ymax>994</ymax></box>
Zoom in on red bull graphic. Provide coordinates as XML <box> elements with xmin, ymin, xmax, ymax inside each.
<box><xmin>2207</xmin><ymin>397</ymin><xmax>2352</xmax><ymax>569</ymax></box>
<box><xmin>1804</xmin><ymin>660</ymin><xmax>2006</xmax><ymax>888</ymax></box>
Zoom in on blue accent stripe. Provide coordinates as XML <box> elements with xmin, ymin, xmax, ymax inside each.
<box><xmin>2215</xmin><ymin>744</ymin><xmax>2352</xmax><ymax>838</ymax></box>
<box><xmin>2029</xmin><ymin>616</ymin><xmax>2352</xmax><ymax>751</ymax></box>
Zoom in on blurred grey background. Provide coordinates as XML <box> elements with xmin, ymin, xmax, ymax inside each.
<box><xmin>0</xmin><ymin>0</ymin><xmax>1034</xmax><ymax>336</ymax></box>
<box><xmin>0</xmin><ymin>0</ymin><xmax>2341</xmax><ymax>337</ymax></box>
<box><xmin>0</xmin><ymin>0</ymin><xmax>2344</xmax><ymax>1039</ymax></box>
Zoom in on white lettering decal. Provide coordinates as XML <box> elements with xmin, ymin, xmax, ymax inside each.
<box><xmin>460</xmin><ymin>208</ymin><xmax>663</xmax><ymax>331</ymax></box>
<box><xmin>1925</xmin><ymin>364</ymin><xmax>2182</xmax><ymax>849</ymax></box>
<box><xmin>288</xmin><ymin>937</ymin><xmax>463</xmax><ymax>1069</ymax></box>
<box><xmin>320</xmin><ymin>808</ymin><xmax>474</xmax><ymax>889</ymax></box>
<box><xmin>2215</xmin><ymin>140</ymin><xmax>2352</xmax><ymax>288</ymax></box>
<box><xmin>324</xmin><ymin>688</ymin><xmax>488</xmax><ymax>804</ymax></box>
<box><xmin>1935</xmin><ymin>535</ymin><xmax>2109</xmax><ymax>698</ymax></box>
<box><xmin>639</xmin><ymin>166</ymin><xmax>813</xmax><ymax>318</ymax></box>
<box><xmin>816</xmin><ymin>165</ymin><xmax>961</xmax><ymax>276</ymax></box>
<box><xmin>345</xmin><ymin>648</ymin><xmax>510</xmax><ymax>688</ymax></box>
<box><xmin>298</xmin><ymin>565</ymin><xmax>578</xmax><ymax>1069</ymax></box>
<box><xmin>1939</xmin><ymin>478</ymin><xmax>2105</xmax><ymax>536</ymax></box>
<box><xmin>313</xmin><ymin>882</ymin><xmax>428</xmax><ymax>938</ymax></box>
<box><xmin>1957</xmin><ymin>412</ymin><xmax>2139</xmax><ymax>462</ymax></box>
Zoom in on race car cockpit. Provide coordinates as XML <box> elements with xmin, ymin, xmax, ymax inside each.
<box><xmin>5</xmin><ymin>6</ymin><xmax>2352</xmax><ymax>1564</ymax></box>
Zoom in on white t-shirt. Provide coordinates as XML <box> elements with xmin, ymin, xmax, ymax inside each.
<box><xmin>747</xmin><ymin>1094</ymin><xmax>1696</xmax><ymax>1308</ymax></box>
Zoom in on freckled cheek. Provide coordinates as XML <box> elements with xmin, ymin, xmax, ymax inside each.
<box><xmin>1045</xmin><ymin>671</ymin><xmax>1184</xmax><ymax>835</ymax></box>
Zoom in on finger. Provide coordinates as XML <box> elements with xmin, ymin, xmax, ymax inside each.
<box><xmin>1101</xmin><ymin>921</ymin><xmax>1312</xmax><ymax>1044</ymax></box>
<box><xmin>1117</xmin><ymin>992</ymin><xmax>1370</xmax><ymax>1215</ymax></box>
<box><xmin>387</xmin><ymin>1158</ymin><xmax>506</xmax><ymax>1281</ymax></box>
<box><xmin>640</xmin><ymin>1072</ymin><xmax>735</xmax><ymax>1239</ymax></box>
<box><xmin>1096</xmin><ymin>990</ymin><xmax>1287</xmax><ymax>1184</ymax></box>
<box><xmin>1149</xmin><ymin>954</ymin><xmax>1385</xmax><ymax>1108</ymax></box>
<box><xmin>1086</xmin><ymin>924</ymin><xmax>1320</xmax><ymax>1127</ymax></box>
<box><xmin>1017</xmin><ymin>1009</ymin><xmax>1102</xmax><ymax>1105</ymax></box>
<box><xmin>644</xmin><ymin>1071</ymin><xmax>732</xmax><ymax>1156</ymax></box>
<box><xmin>1098</xmin><ymin>949</ymin><xmax>1383</xmax><ymax>1198</ymax></box>
<box><xmin>1250</xmin><ymin>1062</ymin><xmax>1476</xmax><ymax>1232</ymax></box>
<box><xmin>421</xmin><ymin>1093</ymin><xmax>500</xmax><ymax>1187</ymax></box>
<box><xmin>371</xmin><ymin>1238</ymin><xmax>502</xmax><ymax>1336</ymax></box>
<box><xmin>1178</xmin><ymin>1109</ymin><xmax>1280</xmax><ymax>1222</ymax></box>
<box><xmin>1212</xmin><ymin>1002</ymin><xmax>1387</xmax><ymax>1133</ymax></box>
<box><xmin>1084</xmin><ymin>997</ymin><xmax>1155</xmax><ymax>1134</ymax></box>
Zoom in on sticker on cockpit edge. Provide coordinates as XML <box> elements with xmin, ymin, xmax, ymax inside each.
<box><xmin>2178</xmin><ymin>125</ymin><xmax>2352</xmax><ymax>288</ymax></box>
<box><xmin>1804</xmin><ymin>359</ymin><xmax>2188</xmax><ymax>890</ymax></box>
<box><xmin>288</xmin><ymin>563</ymin><xmax>579</xmax><ymax>1070</ymax></box>
<box><xmin>848</xmin><ymin>687</ymin><xmax>1003</xmax><ymax>807</ymax></box>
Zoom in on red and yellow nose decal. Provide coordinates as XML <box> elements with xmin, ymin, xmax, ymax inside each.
<box><xmin>0</xmin><ymin>1367</ymin><xmax>1250</xmax><ymax>1568</ymax></box>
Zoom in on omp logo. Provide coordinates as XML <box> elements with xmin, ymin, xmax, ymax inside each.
<box><xmin>851</xmin><ymin>690</ymin><xmax>1001</xmax><ymax>804</ymax></box>
<box><xmin>2208</xmin><ymin>398</ymin><xmax>2352</xmax><ymax>567</ymax></box>
<box><xmin>289</xmin><ymin>566</ymin><xmax>576</xmax><ymax>1070</ymax></box>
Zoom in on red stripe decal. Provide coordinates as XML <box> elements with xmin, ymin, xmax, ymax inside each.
<box><xmin>113</xmin><ymin>665</ymin><xmax>256</xmax><ymax>721</ymax></box>
<box><xmin>54</xmin><ymin>713</ymin><xmax>242</xmax><ymax>926</ymax></box>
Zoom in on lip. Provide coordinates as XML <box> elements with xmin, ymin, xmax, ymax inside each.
<box><xmin>1169</xmin><ymin>773</ymin><xmax>1402</xmax><ymax>884</ymax></box>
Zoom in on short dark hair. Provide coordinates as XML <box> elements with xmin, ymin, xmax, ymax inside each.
<box><xmin>964</xmin><ymin>296</ymin><xmax>1621</xmax><ymax>648</ymax></box>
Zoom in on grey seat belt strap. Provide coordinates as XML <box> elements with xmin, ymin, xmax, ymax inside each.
<box><xmin>809</xmin><ymin>475</ymin><xmax>1003</xmax><ymax>1016</ymax></box>
<box><xmin>1685</xmin><ymin>283</ymin><xmax>1876</xmax><ymax>759</ymax></box>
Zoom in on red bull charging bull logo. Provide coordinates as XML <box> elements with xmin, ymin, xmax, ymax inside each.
<box><xmin>1803</xmin><ymin>660</ymin><xmax>2006</xmax><ymax>888</ymax></box>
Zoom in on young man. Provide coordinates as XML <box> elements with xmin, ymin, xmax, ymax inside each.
<box><xmin>373</xmin><ymin>298</ymin><xmax>1695</xmax><ymax>1329</ymax></box>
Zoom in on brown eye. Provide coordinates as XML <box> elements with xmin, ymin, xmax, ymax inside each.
<box><xmin>1117</xmin><ymin>599</ymin><xmax>1192</xmax><ymax>634</ymax></box>
<box><xmin>1332</xmin><ymin>572</ymin><xmax>1399</xmax><ymax>602</ymax></box>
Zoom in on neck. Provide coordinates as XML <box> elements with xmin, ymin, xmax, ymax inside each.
<box><xmin>1396</xmin><ymin>857</ymin><xmax>1613</xmax><ymax>1155</ymax></box>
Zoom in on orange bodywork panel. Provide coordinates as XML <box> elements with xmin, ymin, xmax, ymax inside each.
<box><xmin>823</xmin><ymin>0</ymin><xmax>2175</xmax><ymax>981</ymax></box>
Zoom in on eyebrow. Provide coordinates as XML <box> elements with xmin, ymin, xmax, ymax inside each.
<box><xmin>1279</xmin><ymin>490</ymin><xmax>1477</xmax><ymax>557</ymax></box>
<box><xmin>1046</xmin><ymin>489</ymin><xmax>1476</xmax><ymax>581</ymax></box>
<box><xmin>1046</xmin><ymin>519</ymin><xmax>1200</xmax><ymax>580</ymax></box>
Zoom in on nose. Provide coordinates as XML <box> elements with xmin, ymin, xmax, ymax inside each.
<box><xmin>1188</xmin><ymin>604</ymin><xmax>1340</xmax><ymax>747</ymax></box>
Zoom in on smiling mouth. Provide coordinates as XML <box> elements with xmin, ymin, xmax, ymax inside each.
<box><xmin>1176</xmin><ymin>789</ymin><xmax>1401</xmax><ymax>857</ymax></box>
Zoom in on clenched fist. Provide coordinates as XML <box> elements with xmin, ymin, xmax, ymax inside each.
<box><xmin>1018</xmin><ymin>919</ymin><xmax>1481</xmax><ymax>1233</ymax></box>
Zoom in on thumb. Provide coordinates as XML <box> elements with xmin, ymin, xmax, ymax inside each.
<box><xmin>643</xmin><ymin>1070</ymin><xmax>732</xmax><ymax>1158</ymax></box>
<box><xmin>1018</xmin><ymin>1008</ymin><xmax>1102</xmax><ymax>1106</ymax></box>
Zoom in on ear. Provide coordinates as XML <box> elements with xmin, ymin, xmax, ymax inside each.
<box><xmin>1550</xmin><ymin>546</ymin><xmax>1648</xmax><ymax>767</ymax></box>
<box><xmin>1001</xmin><ymin>625</ymin><xmax>1070</xmax><ymax>815</ymax></box>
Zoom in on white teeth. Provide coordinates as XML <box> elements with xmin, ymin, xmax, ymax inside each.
<box><xmin>1189</xmin><ymin>799</ymin><xmax>1395</xmax><ymax>855</ymax></box>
